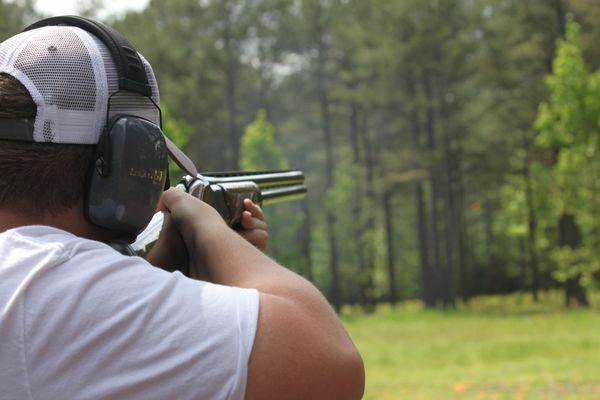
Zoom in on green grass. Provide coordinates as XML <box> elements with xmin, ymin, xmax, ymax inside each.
<box><xmin>342</xmin><ymin>291</ymin><xmax>600</xmax><ymax>399</ymax></box>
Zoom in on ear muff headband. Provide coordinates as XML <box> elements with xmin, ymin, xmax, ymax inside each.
<box><xmin>24</xmin><ymin>16</ymin><xmax>200</xmax><ymax>177</ymax></box>
<box><xmin>24</xmin><ymin>15</ymin><xmax>152</xmax><ymax>97</ymax></box>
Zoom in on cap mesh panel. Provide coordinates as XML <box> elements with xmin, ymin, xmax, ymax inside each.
<box><xmin>42</xmin><ymin>120</ymin><xmax>54</xmax><ymax>142</ymax></box>
<box><xmin>0</xmin><ymin>25</ymin><xmax>161</xmax><ymax>143</ymax></box>
<box><xmin>14</xmin><ymin>28</ymin><xmax>96</xmax><ymax>112</ymax></box>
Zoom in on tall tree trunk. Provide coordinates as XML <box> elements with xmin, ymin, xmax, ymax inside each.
<box><xmin>406</xmin><ymin>68</ymin><xmax>433</xmax><ymax>307</ymax></box>
<box><xmin>422</xmin><ymin>68</ymin><xmax>443</xmax><ymax>306</ymax></box>
<box><xmin>523</xmin><ymin>138</ymin><xmax>540</xmax><ymax>301</ymax></box>
<box><xmin>544</xmin><ymin>1</ymin><xmax>588</xmax><ymax>307</ymax></box>
<box><xmin>349</xmin><ymin>103</ymin><xmax>368</xmax><ymax>306</ymax></box>
<box><xmin>298</xmin><ymin>199</ymin><xmax>314</xmax><ymax>282</ymax></box>
<box><xmin>316</xmin><ymin>36</ymin><xmax>341</xmax><ymax>312</ymax></box>
<box><xmin>416</xmin><ymin>183</ymin><xmax>433</xmax><ymax>306</ymax></box>
<box><xmin>436</xmin><ymin>60</ymin><xmax>456</xmax><ymax>307</ymax></box>
<box><xmin>256</xmin><ymin>40</ymin><xmax>272</xmax><ymax>114</ymax></box>
<box><xmin>455</xmin><ymin>144</ymin><xmax>468</xmax><ymax>302</ymax></box>
<box><xmin>349</xmin><ymin>102</ymin><xmax>361</xmax><ymax>161</ymax></box>
<box><xmin>383</xmin><ymin>190</ymin><xmax>397</xmax><ymax>305</ymax></box>
<box><xmin>441</xmin><ymin>154</ymin><xmax>456</xmax><ymax>307</ymax></box>
<box><xmin>222</xmin><ymin>0</ymin><xmax>239</xmax><ymax>170</ymax></box>
<box><xmin>559</xmin><ymin>214</ymin><xmax>589</xmax><ymax>307</ymax></box>
<box><xmin>553</xmin><ymin>0</ymin><xmax>566</xmax><ymax>36</ymax></box>
<box><xmin>360</xmin><ymin>114</ymin><xmax>376</xmax><ymax>311</ymax></box>
<box><xmin>483</xmin><ymin>199</ymin><xmax>495</xmax><ymax>272</ymax></box>
<box><xmin>518</xmin><ymin>237</ymin><xmax>528</xmax><ymax>292</ymax></box>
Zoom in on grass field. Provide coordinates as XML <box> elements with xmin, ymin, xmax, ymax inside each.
<box><xmin>342</xmin><ymin>291</ymin><xmax>600</xmax><ymax>399</ymax></box>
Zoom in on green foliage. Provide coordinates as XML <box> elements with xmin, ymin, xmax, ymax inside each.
<box><xmin>499</xmin><ymin>176</ymin><xmax>528</xmax><ymax>239</ymax></box>
<box><xmin>536</xmin><ymin>20</ymin><xmax>597</xmax><ymax>149</ymax></box>
<box><xmin>0</xmin><ymin>0</ymin><xmax>35</xmax><ymax>40</ymax></box>
<box><xmin>163</xmin><ymin>105</ymin><xmax>193</xmax><ymax>149</ymax></box>
<box><xmin>551</xmin><ymin>246</ymin><xmax>600</xmax><ymax>286</ymax></box>
<box><xmin>161</xmin><ymin>105</ymin><xmax>194</xmax><ymax>179</ymax></box>
<box><xmin>12</xmin><ymin>0</ymin><xmax>597</xmax><ymax>306</ymax></box>
<box><xmin>325</xmin><ymin>151</ymin><xmax>367</xmax><ymax>225</ymax></box>
<box><xmin>239</xmin><ymin>110</ymin><xmax>305</xmax><ymax>275</ymax></box>
<box><xmin>324</xmin><ymin>151</ymin><xmax>375</xmax><ymax>302</ymax></box>
<box><xmin>535</xmin><ymin>19</ymin><xmax>600</xmax><ymax>285</ymax></box>
<box><xmin>240</xmin><ymin>109</ymin><xmax>288</xmax><ymax>170</ymax></box>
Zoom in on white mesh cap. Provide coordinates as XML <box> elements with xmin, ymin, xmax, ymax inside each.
<box><xmin>0</xmin><ymin>25</ymin><xmax>160</xmax><ymax>144</ymax></box>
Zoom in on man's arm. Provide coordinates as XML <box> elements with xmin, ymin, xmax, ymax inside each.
<box><xmin>156</xmin><ymin>188</ymin><xmax>364</xmax><ymax>400</ymax></box>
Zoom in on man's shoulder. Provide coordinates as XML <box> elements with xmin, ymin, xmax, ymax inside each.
<box><xmin>1</xmin><ymin>224</ymin><xmax>158</xmax><ymax>274</ymax></box>
<box><xmin>1</xmin><ymin>225</ymin><xmax>259</xmax><ymax>330</ymax></box>
<box><xmin>0</xmin><ymin>225</ymin><xmax>122</xmax><ymax>281</ymax></box>
<box><xmin>0</xmin><ymin>224</ymin><xmax>155</xmax><ymax>313</ymax></box>
<box><xmin>1</xmin><ymin>224</ymin><xmax>114</xmax><ymax>257</ymax></box>
<box><xmin>0</xmin><ymin>226</ymin><xmax>260</xmax><ymax>400</ymax></box>
<box><xmin>0</xmin><ymin>224</ymin><xmax>259</xmax><ymax>305</ymax></box>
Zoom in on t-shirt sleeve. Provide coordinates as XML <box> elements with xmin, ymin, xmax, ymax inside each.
<box><xmin>23</xmin><ymin>241</ymin><xmax>260</xmax><ymax>400</ymax></box>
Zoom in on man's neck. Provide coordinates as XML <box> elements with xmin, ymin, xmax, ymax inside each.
<box><xmin>0</xmin><ymin>205</ymin><xmax>117</xmax><ymax>242</ymax></box>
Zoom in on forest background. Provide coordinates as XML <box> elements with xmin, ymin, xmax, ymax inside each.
<box><xmin>1</xmin><ymin>0</ymin><xmax>599</xmax><ymax>312</ymax></box>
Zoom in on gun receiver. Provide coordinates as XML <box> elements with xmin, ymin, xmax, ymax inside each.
<box><xmin>131</xmin><ymin>170</ymin><xmax>307</xmax><ymax>255</ymax></box>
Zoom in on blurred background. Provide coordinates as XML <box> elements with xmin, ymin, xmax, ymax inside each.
<box><xmin>2</xmin><ymin>0</ymin><xmax>599</xmax><ymax>398</ymax></box>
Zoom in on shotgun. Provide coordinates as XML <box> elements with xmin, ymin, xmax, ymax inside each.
<box><xmin>131</xmin><ymin>170</ymin><xmax>307</xmax><ymax>256</ymax></box>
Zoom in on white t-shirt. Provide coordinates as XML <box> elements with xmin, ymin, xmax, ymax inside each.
<box><xmin>0</xmin><ymin>226</ymin><xmax>259</xmax><ymax>400</ymax></box>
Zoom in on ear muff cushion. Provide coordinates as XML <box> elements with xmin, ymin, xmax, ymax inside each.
<box><xmin>86</xmin><ymin>116</ymin><xmax>168</xmax><ymax>234</ymax></box>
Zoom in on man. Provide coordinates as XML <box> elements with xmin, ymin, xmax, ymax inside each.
<box><xmin>0</xmin><ymin>18</ymin><xmax>364</xmax><ymax>400</ymax></box>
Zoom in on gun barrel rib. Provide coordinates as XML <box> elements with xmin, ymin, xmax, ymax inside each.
<box><xmin>201</xmin><ymin>170</ymin><xmax>304</xmax><ymax>188</ymax></box>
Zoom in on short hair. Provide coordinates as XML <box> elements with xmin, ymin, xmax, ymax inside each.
<box><xmin>0</xmin><ymin>73</ymin><xmax>95</xmax><ymax>215</ymax></box>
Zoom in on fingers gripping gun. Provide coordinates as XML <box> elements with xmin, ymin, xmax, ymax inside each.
<box><xmin>131</xmin><ymin>170</ymin><xmax>307</xmax><ymax>255</ymax></box>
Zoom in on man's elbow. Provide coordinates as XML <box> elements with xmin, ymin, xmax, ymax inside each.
<box><xmin>331</xmin><ymin>342</ymin><xmax>365</xmax><ymax>400</ymax></box>
<box><xmin>347</xmin><ymin>345</ymin><xmax>366</xmax><ymax>399</ymax></box>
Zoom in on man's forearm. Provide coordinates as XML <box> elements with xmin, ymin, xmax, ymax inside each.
<box><xmin>192</xmin><ymin>224</ymin><xmax>331</xmax><ymax>311</ymax></box>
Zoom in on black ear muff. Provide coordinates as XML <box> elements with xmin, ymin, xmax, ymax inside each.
<box><xmin>85</xmin><ymin>116</ymin><xmax>168</xmax><ymax>234</ymax></box>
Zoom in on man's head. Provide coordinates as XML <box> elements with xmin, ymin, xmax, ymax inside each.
<box><xmin>0</xmin><ymin>73</ymin><xmax>95</xmax><ymax>216</ymax></box>
<box><xmin>0</xmin><ymin>18</ymin><xmax>179</xmax><ymax>237</ymax></box>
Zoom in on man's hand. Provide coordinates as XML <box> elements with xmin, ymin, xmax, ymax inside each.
<box><xmin>144</xmin><ymin>188</ymin><xmax>228</xmax><ymax>279</ymax></box>
<box><xmin>239</xmin><ymin>199</ymin><xmax>268</xmax><ymax>252</ymax></box>
<box><xmin>143</xmin><ymin>212</ymin><xmax>189</xmax><ymax>274</ymax></box>
<box><xmin>146</xmin><ymin>192</ymin><xmax>269</xmax><ymax>274</ymax></box>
